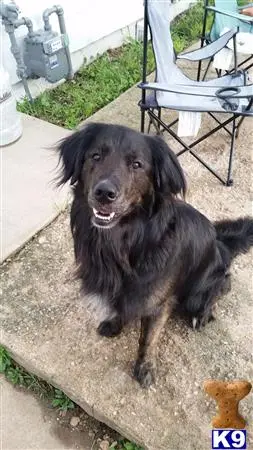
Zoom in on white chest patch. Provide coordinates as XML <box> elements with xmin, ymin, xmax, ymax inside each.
<box><xmin>81</xmin><ymin>293</ymin><xmax>116</xmax><ymax>326</ymax></box>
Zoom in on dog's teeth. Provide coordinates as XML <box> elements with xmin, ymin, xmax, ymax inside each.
<box><xmin>192</xmin><ymin>317</ymin><xmax>198</xmax><ymax>330</ymax></box>
<box><xmin>93</xmin><ymin>209</ymin><xmax>115</xmax><ymax>221</ymax></box>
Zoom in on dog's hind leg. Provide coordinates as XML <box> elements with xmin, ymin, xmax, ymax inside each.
<box><xmin>191</xmin><ymin>298</ymin><xmax>216</xmax><ymax>330</ymax></box>
<box><xmin>219</xmin><ymin>273</ymin><xmax>231</xmax><ymax>295</ymax></box>
<box><xmin>191</xmin><ymin>273</ymin><xmax>232</xmax><ymax>330</ymax></box>
<box><xmin>134</xmin><ymin>300</ymin><xmax>172</xmax><ymax>388</ymax></box>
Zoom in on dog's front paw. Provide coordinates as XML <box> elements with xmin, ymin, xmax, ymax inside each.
<box><xmin>133</xmin><ymin>359</ymin><xmax>156</xmax><ymax>388</ymax></box>
<box><xmin>97</xmin><ymin>317</ymin><xmax>122</xmax><ymax>338</ymax></box>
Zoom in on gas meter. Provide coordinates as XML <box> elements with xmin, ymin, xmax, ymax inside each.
<box><xmin>0</xmin><ymin>3</ymin><xmax>73</xmax><ymax>101</ymax></box>
<box><xmin>24</xmin><ymin>30</ymin><xmax>70</xmax><ymax>83</ymax></box>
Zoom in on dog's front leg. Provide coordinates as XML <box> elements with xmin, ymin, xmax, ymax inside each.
<box><xmin>97</xmin><ymin>314</ymin><xmax>123</xmax><ymax>338</ymax></box>
<box><xmin>134</xmin><ymin>301</ymin><xmax>171</xmax><ymax>388</ymax></box>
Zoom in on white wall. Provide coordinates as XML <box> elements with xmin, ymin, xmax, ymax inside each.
<box><xmin>1</xmin><ymin>0</ymin><xmax>144</xmax><ymax>85</ymax></box>
<box><xmin>1</xmin><ymin>0</ymin><xmax>194</xmax><ymax>99</ymax></box>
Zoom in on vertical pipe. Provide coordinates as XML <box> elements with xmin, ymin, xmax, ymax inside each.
<box><xmin>7</xmin><ymin>27</ymin><xmax>33</xmax><ymax>102</ymax></box>
<box><xmin>43</xmin><ymin>7</ymin><xmax>53</xmax><ymax>31</ymax></box>
<box><xmin>55</xmin><ymin>6</ymin><xmax>74</xmax><ymax>79</ymax></box>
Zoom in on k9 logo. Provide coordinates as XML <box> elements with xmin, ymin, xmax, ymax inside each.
<box><xmin>212</xmin><ymin>430</ymin><xmax>247</xmax><ymax>449</ymax></box>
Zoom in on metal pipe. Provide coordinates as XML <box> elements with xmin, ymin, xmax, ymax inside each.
<box><xmin>43</xmin><ymin>6</ymin><xmax>56</xmax><ymax>31</ymax></box>
<box><xmin>54</xmin><ymin>5</ymin><xmax>74</xmax><ymax>79</ymax></box>
<box><xmin>14</xmin><ymin>17</ymin><xmax>34</xmax><ymax>36</ymax></box>
<box><xmin>7</xmin><ymin>26</ymin><xmax>33</xmax><ymax>102</ymax></box>
<box><xmin>0</xmin><ymin>3</ymin><xmax>34</xmax><ymax>102</ymax></box>
<box><xmin>22</xmin><ymin>17</ymin><xmax>34</xmax><ymax>36</ymax></box>
<box><xmin>0</xmin><ymin>2</ymin><xmax>18</xmax><ymax>21</ymax></box>
<box><xmin>43</xmin><ymin>6</ymin><xmax>65</xmax><ymax>33</ymax></box>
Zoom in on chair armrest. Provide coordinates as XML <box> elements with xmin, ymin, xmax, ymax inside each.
<box><xmin>207</xmin><ymin>6</ymin><xmax>253</xmax><ymax>23</ymax></box>
<box><xmin>138</xmin><ymin>82</ymin><xmax>253</xmax><ymax>99</ymax></box>
<box><xmin>177</xmin><ymin>28</ymin><xmax>237</xmax><ymax>62</ymax></box>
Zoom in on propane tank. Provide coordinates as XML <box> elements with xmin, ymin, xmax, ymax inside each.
<box><xmin>0</xmin><ymin>66</ymin><xmax>22</xmax><ymax>146</ymax></box>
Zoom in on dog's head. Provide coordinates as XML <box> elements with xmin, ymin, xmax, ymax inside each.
<box><xmin>57</xmin><ymin>123</ymin><xmax>186</xmax><ymax>229</ymax></box>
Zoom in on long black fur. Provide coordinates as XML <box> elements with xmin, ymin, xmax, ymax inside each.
<box><xmin>57</xmin><ymin>123</ymin><xmax>253</xmax><ymax>329</ymax></box>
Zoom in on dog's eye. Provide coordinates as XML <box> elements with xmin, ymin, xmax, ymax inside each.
<box><xmin>132</xmin><ymin>161</ymin><xmax>142</xmax><ymax>169</ymax></box>
<box><xmin>92</xmin><ymin>153</ymin><xmax>101</xmax><ymax>161</ymax></box>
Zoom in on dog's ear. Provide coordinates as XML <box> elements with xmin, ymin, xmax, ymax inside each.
<box><xmin>148</xmin><ymin>135</ymin><xmax>186</xmax><ymax>197</ymax></box>
<box><xmin>56</xmin><ymin>123</ymin><xmax>97</xmax><ymax>185</ymax></box>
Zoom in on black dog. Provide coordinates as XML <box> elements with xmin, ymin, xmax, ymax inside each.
<box><xmin>57</xmin><ymin>122</ymin><xmax>253</xmax><ymax>387</ymax></box>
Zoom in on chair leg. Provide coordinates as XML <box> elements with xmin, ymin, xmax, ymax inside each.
<box><xmin>148</xmin><ymin>110</ymin><xmax>161</xmax><ymax>135</ymax></box>
<box><xmin>148</xmin><ymin>108</ymin><xmax>161</xmax><ymax>135</ymax></box>
<box><xmin>202</xmin><ymin>57</ymin><xmax>213</xmax><ymax>81</ymax></box>
<box><xmin>145</xmin><ymin>109</ymin><xmax>156</xmax><ymax>134</ymax></box>
<box><xmin>226</xmin><ymin>117</ymin><xmax>236</xmax><ymax>186</ymax></box>
<box><xmin>157</xmin><ymin>108</ymin><xmax>161</xmax><ymax>131</ymax></box>
<box><xmin>147</xmin><ymin>108</ymin><xmax>239</xmax><ymax>186</ymax></box>
<box><xmin>147</xmin><ymin>118</ymin><xmax>152</xmax><ymax>134</ymax></box>
<box><xmin>235</xmin><ymin>116</ymin><xmax>245</xmax><ymax>138</ymax></box>
<box><xmin>141</xmin><ymin>109</ymin><xmax>146</xmax><ymax>133</ymax></box>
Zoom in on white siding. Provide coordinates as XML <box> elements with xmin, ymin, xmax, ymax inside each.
<box><xmin>1</xmin><ymin>0</ymin><xmax>143</xmax><ymax>85</ymax></box>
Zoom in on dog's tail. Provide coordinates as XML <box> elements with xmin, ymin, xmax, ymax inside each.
<box><xmin>215</xmin><ymin>217</ymin><xmax>253</xmax><ymax>260</ymax></box>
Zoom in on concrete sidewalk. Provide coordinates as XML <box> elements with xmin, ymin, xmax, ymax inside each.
<box><xmin>1</xmin><ymin>114</ymin><xmax>70</xmax><ymax>263</ymax></box>
<box><xmin>1</xmin><ymin>63</ymin><xmax>253</xmax><ymax>449</ymax></box>
<box><xmin>0</xmin><ymin>376</ymin><xmax>95</xmax><ymax>450</ymax></box>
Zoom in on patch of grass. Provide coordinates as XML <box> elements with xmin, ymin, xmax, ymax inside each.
<box><xmin>18</xmin><ymin>1</ymin><xmax>210</xmax><ymax>129</ymax></box>
<box><xmin>18</xmin><ymin>39</ymin><xmax>153</xmax><ymax>129</ymax></box>
<box><xmin>171</xmin><ymin>1</ymin><xmax>213</xmax><ymax>53</ymax></box>
<box><xmin>110</xmin><ymin>440</ymin><xmax>144</xmax><ymax>450</ymax></box>
<box><xmin>51</xmin><ymin>388</ymin><xmax>75</xmax><ymax>410</ymax></box>
<box><xmin>0</xmin><ymin>346</ymin><xmax>74</xmax><ymax>410</ymax></box>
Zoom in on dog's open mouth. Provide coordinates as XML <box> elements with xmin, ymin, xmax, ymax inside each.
<box><xmin>92</xmin><ymin>208</ymin><xmax>117</xmax><ymax>228</ymax></box>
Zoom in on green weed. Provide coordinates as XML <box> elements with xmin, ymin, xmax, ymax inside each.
<box><xmin>51</xmin><ymin>388</ymin><xmax>75</xmax><ymax>410</ymax></box>
<box><xmin>0</xmin><ymin>345</ymin><xmax>73</xmax><ymax>410</ymax></box>
<box><xmin>18</xmin><ymin>39</ymin><xmax>153</xmax><ymax>129</ymax></box>
<box><xmin>110</xmin><ymin>439</ymin><xmax>144</xmax><ymax>450</ymax></box>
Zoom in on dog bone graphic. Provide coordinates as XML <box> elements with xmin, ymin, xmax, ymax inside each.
<box><xmin>204</xmin><ymin>380</ymin><xmax>252</xmax><ymax>429</ymax></box>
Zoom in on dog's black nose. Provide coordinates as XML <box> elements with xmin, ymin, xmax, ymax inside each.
<box><xmin>94</xmin><ymin>180</ymin><xmax>118</xmax><ymax>202</ymax></box>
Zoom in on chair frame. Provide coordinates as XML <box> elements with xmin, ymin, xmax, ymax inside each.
<box><xmin>197</xmin><ymin>0</ymin><xmax>253</xmax><ymax>81</ymax></box>
<box><xmin>139</xmin><ymin>0</ymin><xmax>253</xmax><ymax>187</ymax></box>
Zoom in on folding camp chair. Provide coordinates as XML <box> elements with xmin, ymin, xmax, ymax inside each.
<box><xmin>139</xmin><ymin>0</ymin><xmax>253</xmax><ymax>186</ymax></box>
<box><xmin>197</xmin><ymin>0</ymin><xmax>253</xmax><ymax>80</ymax></box>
